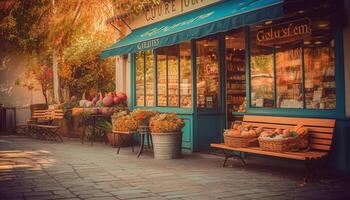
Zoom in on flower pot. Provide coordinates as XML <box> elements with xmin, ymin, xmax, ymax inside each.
<box><xmin>107</xmin><ymin>132</ymin><xmax>133</xmax><ymax>147</ymax></box>
<box><xmin>151</xmin><ymin>132</ymin><xmax>182</xmax><ymax>160</ymax></box>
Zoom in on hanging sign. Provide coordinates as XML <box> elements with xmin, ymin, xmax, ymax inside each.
<box><xmin>256</xmin><ymin>18</ymin><xmax>312</xmax><ymax>46</ymax></box>
<box><xmin>130</xmin><ymin>0</ymin><xmax>221</xmax><ymax>29</ymax></box>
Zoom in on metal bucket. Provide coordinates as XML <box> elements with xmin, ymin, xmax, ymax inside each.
<box><xmin>151</xmin><ymin>132</ymin><xmax>182</xmax><ymax>160</ymax></box>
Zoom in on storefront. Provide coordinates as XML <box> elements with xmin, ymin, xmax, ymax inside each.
<box><xmin>102</xmin><ymin>0</ymin><xmax>350</xmax><ymax>173</ymax></box>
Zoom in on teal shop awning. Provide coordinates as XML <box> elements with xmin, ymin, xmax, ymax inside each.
<box><xmin>101</xmin><ymin>0</ymin><xmax>284</xmax><ymax>58</ymax></box>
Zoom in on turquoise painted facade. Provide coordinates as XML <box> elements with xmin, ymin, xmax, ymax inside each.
<box><xmin>128</xmin><ymin>25</ymin><xmax>349</xmax><ymax>174</ymax></box>
<box><xmin>101</xmin><ymin>0</ymin><xmax>349</xmax><ymax>174</ymax></box>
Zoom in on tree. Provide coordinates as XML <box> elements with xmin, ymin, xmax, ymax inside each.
<box><xmin>1</xmin><ymin>0</ymin><xmax>163</xmax><ymax>105</ymax></box>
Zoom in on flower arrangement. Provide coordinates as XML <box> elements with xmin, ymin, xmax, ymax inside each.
<box><xmin>111</xmin><ymin>110</ymin><xmax>134</xmax><ymax>132</ymax></box>
<box><xmin>149</xmin><ymin>113</ymin><xmax>184</xmax><ymax>133</ymax></box>
<box><xmin>130</xmin><ymin>109</ymin><xmax>157</xmax><ymax>126</ymax></box>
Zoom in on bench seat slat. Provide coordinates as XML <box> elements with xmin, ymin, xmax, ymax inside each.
<box><xmin>33</xmin><ymin>125</ymin><xmax>60</xmax><ymax>129</ymax></box>
<box><xmin>210</xmin><ymin>144</ymin><xmax>327</xmax><ymax>160</ymax></box>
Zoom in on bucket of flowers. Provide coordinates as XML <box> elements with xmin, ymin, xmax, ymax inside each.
<box><xmin>149</xmin><ymin>113</ymin><xmax>184</xmax><ymax>159</ymax></box>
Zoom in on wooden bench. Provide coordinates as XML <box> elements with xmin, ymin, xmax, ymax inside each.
<box><xmin>210</xmin><ymin>115</ymin><xmax>336</xmax><ymax>182</ymax></box>
<box><xmin>26</xmin><ymin>109</ymin><xmax>64</xmax><ymax>142</ymax></box>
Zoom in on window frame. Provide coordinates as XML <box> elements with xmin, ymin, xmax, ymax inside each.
<box><xmin>246</xmin><ymin>21</ymin><xmax>345</xmax><ymax>119</ymax></box>
<box><xmin>132</xmin><ymin>43</ymin><xmax>193</xmax><ymax>110</ymax></box>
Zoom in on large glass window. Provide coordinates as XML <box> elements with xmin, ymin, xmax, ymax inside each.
<box><xmin>196</xmin><ymin>36</ymin><xmax>220</xmax><ymax>108</ymax></box>
<box><xmin>167</xmin><ymin>46</ymin><xmax>179</xmax><ymax>107</ymax></box>
<box><xmin>180</xmin><ymin>42</ymin><xmax>192</xmax><ymax>108</ymax></box>
<box><xmin>135</xmin><ymin>42</ymin><xmax>192</xmax><ymax>108</ymax></box>
<box><xmin>135</xmin><ymin>52</ymin><xmax>145</xmax><ymax>106</ymax></box>
<box><xmin>145</xmin><ymin>50</ymin><xmax>154</xmax><ymax>106</ymax></box>
<box><xmin>249</xmin><ymin>18</ymin><xmax>336</xmax><ymax>110</ymax></box>
<box><xmin>250</xmin><ymin>35</ymin><xmax>274</xmax><ymax>108</ymax></box>
<box><xmin>304</xmin><ymin>19</ymin><xmax>335</xmax><ymax>109</ymax></box>
<box><xmin>276</xmin><ymin>46</ymin><xmax>303</xmax><ymax>108</ymax></box>
<box><xmin>157</xmin><ymin>48</ymin><xmax>167</xmax><ymax>107</ymax></box>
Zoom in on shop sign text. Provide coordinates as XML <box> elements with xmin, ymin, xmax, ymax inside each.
<box><xmin>256</xmin><ymin>18</ymin><xmax>311</xmax><ymax>46</ymax></box>
<box><xmin>130</xmin><ymin>0</ymin><xmax>220</xmax><ymax>29</ymax></box>
<box><xmin>140</xmin><ymin>12</ymin><xmax>214</xmax><ymax>38</ymax></box>
<box><xmin>137</xmin><ymin>39</ymin><xmax>160</xmax><ymax>50</ymax></box>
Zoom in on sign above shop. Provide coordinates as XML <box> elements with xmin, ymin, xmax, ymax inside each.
<box><xmin>256</xmin><ymin>18</ymin><xmax>312</xmax><ymax>46</ymax></box>
<box><xmin>130</xmin><ymin>0</ymin><xmax>221</xmax><ymax>29</ymax></box>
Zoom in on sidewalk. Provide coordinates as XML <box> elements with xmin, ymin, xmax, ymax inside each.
<box><xmin>0</xmin><ymin>135</ymin><xmax>349</xmax><ymax>200</ymax></box>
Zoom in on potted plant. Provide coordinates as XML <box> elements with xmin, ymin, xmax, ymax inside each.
<box><xmin>97</xmin><ymin>118</ymin><xmax>133</xmax><ymax>147</ymax></box>
<box><xmin>149</xmin><ymin>113</ymin><xmax>185</xmax><ymax>159</ymax></box>
<box><xmin>130</xmin><ymin>109</ymin><xmax>157</xmax><ymax>126</ymax></box>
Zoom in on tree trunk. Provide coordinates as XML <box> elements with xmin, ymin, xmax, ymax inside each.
<box><xmin>53</xmin><ymin>49</ymin><xmax>60</xmax><ymax>103</ymax></box>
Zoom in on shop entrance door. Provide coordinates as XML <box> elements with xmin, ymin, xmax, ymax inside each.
<box><xmin>195</xmin><ymin>35</ymin><xmax>225</xmax><ymax>150</ymax></box>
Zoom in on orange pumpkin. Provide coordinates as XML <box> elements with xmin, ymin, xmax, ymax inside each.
<box><xmin>248</xmin><ymin>130</ymin><xmax>257</xmax><ymax>137</ymax></box>
<box><xmin>294</xmin><ymin>124</ymin><xmax>304</xmax><ymax>132</ymax></box>
<box><xmin>232</xmin><ymin>124</ymin><xmax>240</xmax><ymax>130</ymax></box>
<box><xmin>241</xmin><ymin>131</ymin><xmax>250</xmax><ymax>138</ymax></box>
<box><xmin>296</xmin><ymin>127</ymin><xmax>308</xmax><ymax>136</ymax></box>
<box><xmin>274</xmin><ymin>128</ymin><xmax>283</xmax><ymax>135</ymax></box>
<box><xmin>282</xmin><ymin>129</ymin><xmax>290</xmax><ymax>138</ymax></box>
<box><xmin>232</xmin><ymin>130</ymin><xmax>241</xmax><ymax>137</ymax></box>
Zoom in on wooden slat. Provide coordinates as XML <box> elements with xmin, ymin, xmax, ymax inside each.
<box><xmin>242</xmin><ymin>122</ymin><xmax>334</xmax><ymax>133</ymax></box>
<box><xmin>310</xmin><ymin>138</ymin><xmax>332</xmax><ymax>145</ymax></box>
<box><xmin>211</xmin><ymin>144</ymin><xmax>306</xmax><ymax>160</ymax></box>
<box><xmin>35</xmin><ymin>125</ymin><xmax>59</xmax><ymax>129</ymax></box>
<box><xmin>310</xmin><ymin>133</ymin><xmax>333</xmax><ymax>139</ymax></box>
<box><xmin>210</xmin><ymin>143</ymin><xmax>329</xmax><ymax>160</ymax></box>
<box><xmin>310</xmin><ymin>144</ymin><xmax>331</xmax><ymax>151</ymax></box>
<box><xmin>243</xmin><ymin>115</ymin><xmax>335</xmax><ymax>127</ymax></box>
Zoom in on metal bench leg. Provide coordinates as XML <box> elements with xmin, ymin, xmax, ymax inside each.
<box><xmin>223</xmin><ymin>150</ymin><xmax>246</xmax><ymax>167</ymax></box>
<box><xmin>52</xmin><ymin>129</ymin><xmax>63</xmax><ymax>142</ymax></box>
<box><xmin>303</xmin><ymin>159</ymin><xmax>316</xmax><ymax>183</ymax></box>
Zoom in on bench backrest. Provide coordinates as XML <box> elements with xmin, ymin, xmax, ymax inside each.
<box><xmin>32</xmin><ymin>109</ymin><xmax>64</xmax><ymax>120</ymax></box>
<box><xmin>242</xmin><ymin>115</ymin><xmax>336</xmax><ymax>152</ymax></box>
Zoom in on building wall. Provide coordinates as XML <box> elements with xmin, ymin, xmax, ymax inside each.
<box><xmin>344</xmin><ymin>0</ymin><xmax>350</xmax><ymax>117</ymax></box>
<box><xmin>0</xmin><ymin>53</ymin><xmax>46</xmax><ymax>124</ymax></box>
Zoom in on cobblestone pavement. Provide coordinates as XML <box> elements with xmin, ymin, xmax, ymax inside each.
<box><xmin>0</xmin><ymin>135</ymin><xmax>349</xmax><ymax>200</ymax></box>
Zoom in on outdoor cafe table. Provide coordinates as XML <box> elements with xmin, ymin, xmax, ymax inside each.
<box><xmin>81</xmin><ymin>113</ymin><xmax>111</xmax><ymax>145</ymax></box>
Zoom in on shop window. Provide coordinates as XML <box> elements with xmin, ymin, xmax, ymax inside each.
<box><xmin>155</xmin><ymin>42</ymin><xmax>192</xmax><ymax>108</ymax></box>
<box><xmin>145</xmin><ymin>50</ymin><xmax>155</xmax><ymax>106</ymax></box>
<box><xmin>249</xmin><ymin>18</ymin><xmax>336</xmax><ymax>110</ymax></box>
<box><xmin>157</xmin><ymin>49</ymin><xmax>167</xmax><ymax>107</ymax></box>
<box><xmin>135</xmin><ymin>52</ymin><xmax>145</xmax><ymax>106</ymax></box>
<box><xmin>304</xmin><ymin>20</ymin><xmax>335</xmax><ymax>109</ymax></box>
<box><xmin>180</xmin><ymin>42</ymin><xmax>192</xmax><ymax>108</ymax></box>
<box><xmin>168</xmin><ymin>47</ymin><xmax>179</xmax><ymax>107</ymax></box>
<box><xmin>276</xmin><ymin>46</ymin><xmax>303</xmax><ymax>108</ymax></box>
<box><xmin>250</xmin><ymin>37</ymin><xmax>274</xmax><ymax>108</ymax></box>
<box><xmin>225</xmin><ymin>28</ymin><xmax>246</xmax><ymax>113</ymax></box>
<box><xmin>196</xmin><ymin>36</ymin><xmax>220</xmax><ymax>109</ymax></box>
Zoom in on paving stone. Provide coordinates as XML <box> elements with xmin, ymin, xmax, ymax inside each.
<box><xmin>1</xmin><ymin>135</ymin><xmax>349</xmax><ymax>200</ymax></box>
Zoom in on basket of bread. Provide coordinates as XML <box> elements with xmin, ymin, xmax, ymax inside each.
<box><xmin>223</xmin><ymin>123</ymin><xmax>263</xmax><ymax>148</ymax></box>
<box><xmin>258</xmin><ymin>125</ymin><xmax>309</xmax><ymax>152</ymax></box>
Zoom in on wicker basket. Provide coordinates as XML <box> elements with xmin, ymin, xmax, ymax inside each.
<box><xmin>224</xmin><ymin>135</ymin><xmax>258</xmax><ymax>148</ymax></box>
<box><xmin>258</xmin><ymin>137</ymin><xmax>296</xmax><ymax>152</ymax></box>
